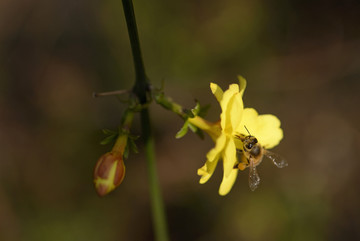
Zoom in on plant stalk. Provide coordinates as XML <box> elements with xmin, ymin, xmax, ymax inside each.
<box><xmin>121</xmin><ymin>1</ymin><xmax>169</xmax><ymax>241</ymax></box>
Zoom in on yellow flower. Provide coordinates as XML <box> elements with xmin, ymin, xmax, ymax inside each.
<box><xmin>190</xmin><ymin>76</ymin><xmax>284</xmax><ymax>195</ymax></box>
<box><xmin>190</xmin><ymin>76</ymin><xmax>247</xmax><ymax>196</ymax></box>
<box><xmin>238</xmin><ymin>108</ymin><xmax>283</xmax><ymax>149</ymax></box>
<box><xmin>235</xmin><ymin>108</ymin><xmax>284</xmax><ymax>191</ymax></box>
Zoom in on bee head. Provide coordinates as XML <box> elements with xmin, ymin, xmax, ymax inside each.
<box><xmin>244</xmin><ymin>136</ymin><xmax>258</xmax><ymax>151</ymax></box>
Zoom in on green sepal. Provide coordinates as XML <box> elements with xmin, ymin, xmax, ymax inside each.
<box><xmin>123</xmin><ymin>135</ymin><xmax>139</xmax><ymax>159</ymax></box>
<box><xmin>191</xmin><ymin>101</ymin><xmax>201</xmax><ymax>116</ymax></box>
<box><xmin>100</xmin><ymin>129</ymin><xmax>119</xmax><ymax>145</ymax></box>
<box><xmin>191</xmin><ymin>100</ymin><xmax>210</xmax><ymax>118</ymax></box>
<box><xmin>175</xmin><ymin>121</ymin><xmax>189</xmax><ymax>139</ymax></box>
<box><xmin>176</xmin><ymin>120</ymin><xmax>205</xmax><ymax>139</ymax></box>
<box><xmin>183</xmin><ymin>109</ymin><xmax>194</xmax><ymax>118</ymax></box>
<box><xmin>188</xmin><ymin>122</ymin><xmax>205</xmax><ymax>139</ymax></box>
<box><xmin>197</xmin><ymin>104</ymin><xmax>210</xmax><ymax>118</ymax></box>
<box><xmin>128</xmin><ymin>136</ymin><xmax>139</xmax><ymax>154</ymax></box>
<box><xmin>102</xmin><ymin>129</ymin><xmax>117</xmax><ymax>135</ymax></box>
<box><xmin>118</xmin><ymin>126</ymin><xmax>130</xmax><ymax>136</ymax></box>
<box><xmin>123</xmin><ymin>143</ymin><xmax>130</xmax><ymax>159</ymax></box>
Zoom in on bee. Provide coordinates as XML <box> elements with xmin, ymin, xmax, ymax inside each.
<box><xmin>234</xmin><ymin>127</ymin><xmax>288</xmax><ymax>191</ymax></box>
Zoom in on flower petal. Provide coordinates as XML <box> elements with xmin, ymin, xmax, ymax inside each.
<box><xmin>229</xmin><ymin>92</ymin><xmax>244</xmax><ymax>132</ymax></box>
<box><xmin>234</xmin><ymin>137</ymin><xmax>243</xmax><ymax>150</ymax></box>
<box><xmin>188</xmin><ymin>116</ymin><xmax>222</xmax><ymax>142</ymax></box>
<box><xmin>210</xmin><ymin>82</ymin><xmax>223</xmax><ymax>103</ymax></box>
<box><xmin>197</xmin><ymin>157</ymin><xmax>219</xmax><ymax>184</ymax></box>
<box><xmin>220</xmin><ymin>84</ymin><xmax>241</xmax><ymax>133</ymax></box>
<box><xmin>256</xmin><ymin>114</ymin><xmax>283</xmax><ymax>148</ymax></box>
<box><xmin>206</xmin><ymin>133</ymin><xmax>226</xmax><ymax>162</ymax></box>
<box><xmin>219</xmin><ymin>169</ymin><xmax>238</xmax><ymax>196</ymax></box>
<box><xmin>237</xmin><ymin>108</ymin><xmax>283</xmax><ymax>149</ymax></box>
<box><xmin>237</xmin><ymin>75</ymin><xmax>247</xmax><ymax>96</ymax></box>
<box><xmin>222</xmin><ymin>138</ymin><xmax>237</xmax><ymax>177</ymax></box>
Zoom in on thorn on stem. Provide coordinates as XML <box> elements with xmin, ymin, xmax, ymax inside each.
<box><xmin>93</xmin><ymin>89</ymin><xmax>130</xmax><ymax>98</ymax></box>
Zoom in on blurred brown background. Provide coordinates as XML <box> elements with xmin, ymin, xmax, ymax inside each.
<box><xmin>1</xmin><ymin>0</ymin><xmax>360</xmax><ymax>240</ymax></box>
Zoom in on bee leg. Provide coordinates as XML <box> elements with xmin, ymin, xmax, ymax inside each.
<box><xmin>237</xmin><ymin>162</ymin><xmax>247</xmax><ymax>170</ymax></box>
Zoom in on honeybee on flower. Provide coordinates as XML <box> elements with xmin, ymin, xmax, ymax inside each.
<box><xmin>186</xmin><ymin>76</ymin><xmax>286</xmax><ymax>195</ymax></box>
<box><xmin>234</xmin><ymin>126</ymin><xmax>288</xmax><ymax>191</ymax></box>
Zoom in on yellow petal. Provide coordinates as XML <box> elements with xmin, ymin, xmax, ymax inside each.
<box><xmin>222</xmin><ymin>138</ymin><xmax>237</xmax><ymax>177</ymax></box>
<box><xmin>235</xmin><ymin>108</ymin><xmax>257</xmax><ymax>134</ymax></box>
<box><xmin>210</xmin><ymin>82</ymin><xmax>223</xmax><ymax>103</ymax></box>
<box><xmin>256</xmin><ymin>114</ymin><xmax>283</xmax><ymax>148</ymax></box>
<box><xmin>234</xmin><ymin>137</ymin><xmax>243</xmax><ymax>150</ymax></box>
<box><xmin>188</xmin><ymin>116</ymin><xmax>222</xmax><ymax>141</ymax></box>
<box><xmin>220</xmin><ymin>91</ymin><xmax>243</xmax><ymax>134</ymax></box>
<box><xmin>219</xmin><ymin>84</ymin><xmax>240</xmax><ymax>132</ymax></box>
<box><xmin>237</xmin><ymin>108</ymin><xmax>283</xmax><ymax>149</ymax></box>
<box><xmin>237</xmin><ymin>75</ymin><xmax>247</xmax><ymax>96</ymax></box>
<box><xmin>219</xmin><ymin>169</ymin><xmax>238</xmax><ymax>196</ymax></box>
<box><xmin>220</xmin><ymin>84</ymin><xmax>239</xmax><ymax>111</ymax></box>
<box><xmin>197</xmin><ymin>157</ymin><xmax>219</xmax><ymax>184</ymax></box>
<box><xmin>206</xmin><ymin>133</ymin><xmax>226</xmax><ymax>162</ymax></box>
<box><xmin>229</xmin><ymin>92</ymin><xmax>244</xmax><ymax>132</ymax></box>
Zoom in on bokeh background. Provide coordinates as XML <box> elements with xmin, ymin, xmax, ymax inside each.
<box><xmin>1</xmin><ymin>0</ymin><xmax>360</xmax><ymax>240</ymax></box>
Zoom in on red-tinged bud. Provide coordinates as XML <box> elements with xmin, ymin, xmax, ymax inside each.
<box><xmin>94</xmin><ymin>152</ymin><xmax>126</xmax><ymax>196</ymax></box>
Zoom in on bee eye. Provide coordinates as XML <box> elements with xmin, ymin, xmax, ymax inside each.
<box><xmin>254</xmin><ymin>138</ymin><xmax>258</xmax><ymax>143</ymax></box>
<box><xmin>246</xmin><ymin>143</ymin><xmax>253</xmax><ymax>149</ymax></box>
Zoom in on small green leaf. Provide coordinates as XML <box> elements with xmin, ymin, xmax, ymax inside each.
<box><xmin>100</xmin><ymin>134</ymin><xmax>118</xmax><ymax>145</ymax></box>
<box><xmin>123</xmin><ymin>144</ymin><xmax>130</xmax><ymax>159</ymax></box>
<box><xmin>192</xmin><ymin>100</ymin><xmax>201</xmax><ymax>116</ymax></box>
<box><xmin>183</xmin><ymin>109</ymin><xmax>194</xmax><ymax>118</ymax></box>
<box><xmin>188</xmin><ymin>122</ymin><xmax>197</xmax><ymax>132</ymax></box>
<box><xmin>197</xmin><ymin>104</ymin><xmax>210</xmax><ymax>118</ymax></box>
<box><xmin>128</xmin><ymin>137</ymin><xmax>139</xmax><ymax>154</ymax></box>
<box><xmin>123</xmin><ymin>136</ymin><xmax>138</xmax><ymax>159</ymax></box>
<box><xmin>191</xmin><ymin>100</ymin><xmax>210</xmax><ymax>118</ymax></box>
<box><xmin>129</xmin><ymin>134</ymin><xmax>139</xmax><ymax>141</ymax></box>
<box><xmin>195</xmin><ymin>128</ymin><xmax>205</xmax><ymax>139</ymax></box>
<box><xmin>188</xmin><ymin>122</ymin><xmax>204</xmax><ymax>139</ymax></box>
<box><xmin>175</xmin><ymin>121</ymin><xmax>189</xmax><ymax>139</ymax></box>
<box><xmin>102</xmin><ymin>129</ymin><xmax>116</xmax><ymax>135</ymax></box>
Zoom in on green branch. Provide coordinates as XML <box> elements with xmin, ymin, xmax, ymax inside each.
<box><xmin>122</xmin><ymin>0</ymin><xmax>149</xmax><ymax>103</ymax></box>
<box><xmin>121</xmin><ymin>1</ymin><xmax>169</xmax><ymax>241</ymax></box>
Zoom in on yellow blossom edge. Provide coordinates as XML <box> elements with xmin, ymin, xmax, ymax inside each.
<box><xmin>206</xmin><ymin>133</ymin><xmax>227</xmax><ymax>162</ymax></box>
<box><xmin>197</xmin><ymin>133</ymin><xmax>226</xmax><ymax>184</ymax></box>
<box><xmin>236</xmin><ymin>108</ymin><xmax>283</xmax><ymax>149</ymax></box>
<box><xmin>188</xmin><ymin>116</ymin><xmax>221</xmax><ymax>141</ymax></box>
<box><xmin>197</xmin><ymin>77</ymin><xmax>284</xmax><ymax>195</ymax></box>
<box><xmin>210</xmin><ymin>82</ymin><xmax>223</xmax><ymax>103</ymax></box>
<box><xmin>219</xmin><ymin>169</ymin><xmax>238</xmax><ymax>196</ymax></box>
<box><xmin>237</xmin><ymin>75</ymin><xmax>247</xmax><ymax>96</ymax></box>
<box><xmin>198</xmin><ymin>158</ymin><xmax>219</xmax><ymax>184</ymax></box>
<box><xmin>222</xmin><ymin>137</ymin><xmax>237</xmax><ymax>178</ymax></box>
<box><xmin>197</xmin><ymin>77</ymin><xmax>248</xmax><ymax>195</ymax></box>
<box><xmin>219</xmin><ymin>84</ymin><xmax>241</xmax><ymax>133</ymax></box>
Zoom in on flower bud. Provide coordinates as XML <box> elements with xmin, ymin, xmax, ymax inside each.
<box><xmin>94</xmin><ymin>152</ymin><xmax>126</xmax><ymax>196</ymax></box>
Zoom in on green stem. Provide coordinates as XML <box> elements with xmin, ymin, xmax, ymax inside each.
<box><xmin>121</xmin><ymin>1</ymin><xmax>169</xmax><ymax>241</ymax></box>
<box><xmin>141</xmin><ymin>108</ymin><xmax>169</xmax><ymax>241</ymax></box>
<box><xmin>112</xmin><ymin>110</ymin><xmax>134</xmax><ymax>155</ymax></box>
<box><xmin>122</xmin><ymin>0</ymin><xmax>149</xmax><ymax>103</ymax></box>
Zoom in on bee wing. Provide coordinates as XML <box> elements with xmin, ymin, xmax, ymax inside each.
<box><xmin>264</xmin><ymin>150</ymin><xmax>288</xmax><ymax>168</ymax></box>
<box><xmin>249</xmin><ymin>160</ymin><xmax>260</xmax><ymax>191</ymax></box>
